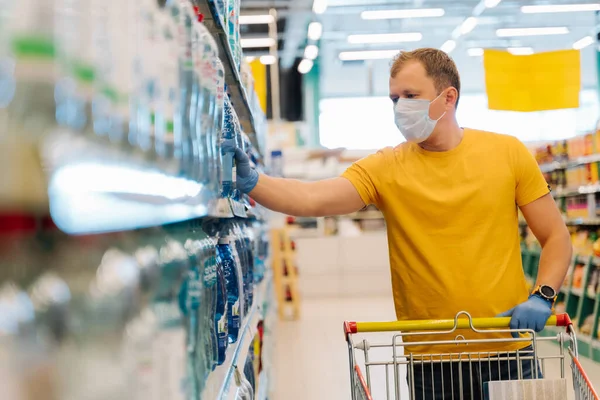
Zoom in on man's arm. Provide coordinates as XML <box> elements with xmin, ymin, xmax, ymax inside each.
<box><xmin>226</xmin><ymin>142</ymin><xmax>367</xmax><ymax>217</ymax></box>
<box><xmin>498</xmin><ymin>193</ymin><xmax>572</xmax><ymax>335</ymax></box>
<box><xmin>520</xmin><ymin>193</ymin><xmax>572</xmax><ymax>291</ymax></box>
<box><xmin>249</xmin><ymin>175</ymin><xmax>366</xmax><ymax>217</ymax></box>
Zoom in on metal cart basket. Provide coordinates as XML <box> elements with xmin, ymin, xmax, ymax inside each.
<box><xmin>344</xmin><ymin>312</ymin><xmax>599</xmax><ymax>400</ymax></box>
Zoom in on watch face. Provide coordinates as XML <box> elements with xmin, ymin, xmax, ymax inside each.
<box><xmin>540</xmin><ymin>285</ymin><xmax>555</xmax><ymax>298</ymax></box>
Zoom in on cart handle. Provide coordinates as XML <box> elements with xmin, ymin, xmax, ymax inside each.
<box><xmin>344</xmin><ymin>313</ymin><xmax>572</xmax><ymax>336</ymax></box>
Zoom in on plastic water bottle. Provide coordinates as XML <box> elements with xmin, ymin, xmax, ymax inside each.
<box><xmin>215</xmin><ymin>248</ymin><xmax>228</xmax><ymax>365</ymax></box>
<box><xmin>216</xmin><ymin>237</ymin><xmax>242</xmax><ymax>343</ymax></box>
<box><xmin>242</xmin><ymin>223</ymin><xmax>256</xmax><ymax>302</ymax></box>
<box><xmin>221</xmin><ymin>95</ymin><xmax>236</xmax><ymax>198</ymax></box>
<box><xmin>230</xmin><ymin>225</ymin><xmax>250</xmax><ymax>314</ymax></box>
<box><xmin>211</xmin><ymin>60</ymin><xmax>225</xmax><ymax>194</ymax></box>
<box><xmin>201</xmin><ymin>239</ymin><xmax>218</xmax><ymax>373</ymax></box>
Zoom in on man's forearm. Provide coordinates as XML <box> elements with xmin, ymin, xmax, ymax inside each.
<box><xmin>535</xmin><ymin>232</ymin><xmax>572</xmax><ymax>292</ymax></box>
<box><xmin>249</xmin><ymin>174</ymin><xmax>317</xmax><ymax>217</ymax></box>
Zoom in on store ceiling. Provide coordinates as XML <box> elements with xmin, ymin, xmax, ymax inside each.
<box><xmin>241</xmin><ymin>0</ymin><xmax>599</xmax><ymax>97</ymax></box>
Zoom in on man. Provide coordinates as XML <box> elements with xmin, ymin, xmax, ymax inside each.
<box><xmin>226</xmin><ymin>48</ymin><xmax>571</xmax><ymax>398</ymax></box>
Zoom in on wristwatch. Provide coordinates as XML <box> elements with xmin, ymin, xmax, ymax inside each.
<box><xmin>531</xmin><ymin>284</ymin><xmax>557</xmax><ymax>304</ymax></box>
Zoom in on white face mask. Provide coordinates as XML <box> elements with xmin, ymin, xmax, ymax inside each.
<box><xmin>394</xmin><ymin>92</ymin><xmax>447</xmax><ymax>143</ymax></box>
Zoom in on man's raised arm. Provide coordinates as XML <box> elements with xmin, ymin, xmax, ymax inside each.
<box><xmin>229</xmin><ymin>145</ymin><xmax>366</xmax><ymax>217</ymax></box>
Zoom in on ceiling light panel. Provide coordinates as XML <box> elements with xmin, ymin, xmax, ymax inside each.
<box><xmin>573</xmin><ymin>36</ymin><xmax>594</xmax><ymax>50</ymax></box>
<box><xmin>338</xmin><ymin>49</ymin><xmax>400</xmax><ymax>61</ymax></box>
<box><xmin>496</xmin><ymin>27</ymin><xmax>569</xmax><ymax>37</ymax></box>
<box><xmin>298</xmin><ymin>59</ymin><xmax>314</xmax><ymax>74</ymax></box>
<box><xmin>361</xmin><ymin>8</ymin><xmax>445</xmax><ymax>20</ymax></box>
<box><xmin>440</xmin><ymin>40</ymin><xmax>456</xmax><ymax>54</ymax></box>
<box><xmin>507</xmin><ymin>47</ymin><xmax>534</xmax><ymax>55</ymax></box>
<box><xmin>304</xmin><ymin>45</ymin><xmax>319</xmax><ymax>60</ymax></box>
<box><xmin>239</xmin><ymin>15</ymin><xmax>275</xmax><ymax>24</ymax></box>
<box><xmin>308</xmin><ymin>22</ymin><xmax>323</xmax><ymax>41</ymax></box>
<box><xmin>468</xmin><ymin>48</ymin><xmax>484</xmax><ymax>57</ymax></box>
<box><xmin>347</xmin><ymin>33</ymin><xmax>422</xmax><ymax>44</ymax></box>
<box><xmin>240</xmin><ymin>37</ymin><xmax>277</xmax><ymax>48</ymax></box>
<box><xmin>521</xmin><ymin>4</ymin><xmax>600</xmax><ymax>13</ymax></box>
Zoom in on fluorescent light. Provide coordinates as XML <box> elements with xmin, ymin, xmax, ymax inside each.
<box><xmin>522</xmin><ymin>4</ymin><xmax>600</xmax><ymax>13</ymax></box>
<box><xmin>361</xmin><ymin>8</ymin><xmax>445</xmax><ymax>20</ymax></box>
<box><xmin>260</xmin><ymin>55</ymin><xmax>277</xmax><ymax>65</ymax></box>
<box><xmin>245</xmin><ymin>56</ymin><xmax>256</xmax><ymax>62</ymax></box>
<box><xmin>298</xmin><ymin>59</ymin><xmax>314</xmax><ymax>74</ymax></box>
<box><xmin>573</xmin><ymin>36</ymin><xmax>594</xmax><ymax>50</ymax></box>
<box><xmin>304</xmin><ymin>45</ymin><xmax>319</xmax><ymax>60</ymax></box>
<box><xmin>496</xmin><ymin>27</ymin><xmax>569</xmax><ymax>37</ymax></box>
<box><xmin>507</xmin><ymin>47</ymin><xmax>534</xmax><ymax>55</ymax></box>
<box><xmin>313</xmin><ymin>0</ymin><xmax>327</xmax><ymax>14</ymax></box>
<box><xmin>307</xmin><ymin>22</ymin><xmax>323</xmax><ymax>41</ymax></box>
<box><xmin>338</xmin><ymin>49</ymin><xmax>399</xmax><ymax>61</ymax></box>
<box><xmin>239</xmin><ymin>15</ymin><xmax>275</xmax><ymax>24</ymax></box>
<box><xmin>460</xmin><ymin>17</ymin><xmax>478</xmax><ymax>34</ymax></box>
<box><xmin>440</xmin><ymin>40</ymin><xmax>456</xmax><ymax>54</ymax></box>
<box><xmin>468</xmin><ymin>47</ymin><xmax>484</xmax><ymax>57</ymax></box>
<box><xmin>347</xmin><ymin>33</ymin><xmax>422</xmax><ymax>44</ymax></box>
<box><xmin>484</xmin><ymin>0</ymin><xmax>502</xmax><ymax>8</ymax></box>
<box><xmin>240</xmin><ymin>37</ymin><xmax>277</xmax><ymax>48</ymax></box>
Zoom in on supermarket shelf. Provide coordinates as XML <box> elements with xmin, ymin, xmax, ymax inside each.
<box><xmin>539</xmin><ymin>154</ymin><xmax>600</xmax><ymax>174</ymax></box>
<box><xmin>540</xmin><ymin>161</ymin><xmax>568</xmax><ymax>173</ymax></box>
<box><xmin>202</xmin><ymin>275</ymin><xmax>270</xmax><ymax>400</ymax></box>
<box><xmin>522</xmin><ymin>217</ymin><xmax>600</xmax><ymax>226</ymax></box>
<box><xmin>565</xmin><ymin>218</ymin><xmax>600</xmax><ymax>226</ymax></box>
<box><xmin>42</xmin><ymin>131</ymin><xmax>250</xmax><ymax>234</ymax></box>
<box><xmin>553</xmin><ymin>184</ymin><xmax>600</xmax><ymax>198</ymax></box>
<box><xmin>196</xmin><ymin>0</ymin><xmax>263</xmax><ymax>156</ymax></box>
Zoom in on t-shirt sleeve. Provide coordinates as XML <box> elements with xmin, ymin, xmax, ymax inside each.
<box><xmin>512</xmin><ymin>138</ymin><xmax>551</xmax><ymax>207</ymax></box>
<box><xmin>341</xmin><ymin>150</ymin><xmax>387</xmax><ymax>208</ymax></box>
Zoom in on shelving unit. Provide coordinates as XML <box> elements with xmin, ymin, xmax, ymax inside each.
<box><xmin>523</xmin><ymin>249</ymin><xmax>600</xmax><ymax>362</ymax></box>
<box><xmin>271</xmin><ymin>227</ymin><xmax>301</xmax><ymax>320</ymax></box>
<box><xmin>539</xmin><ymin>154</ymin><xmax>600</xmax><ymax>174</ymax></box>
<box><xmin>202</xmin><ymin>273</ymin><xmax>272</xmax><ymax>400</ymax></box>
<box><xmin>195</xmin><ymin>0</ymin><xmax>264</xmax><ymax>156</ymax></box>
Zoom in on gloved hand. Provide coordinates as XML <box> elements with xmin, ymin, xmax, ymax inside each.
<box><xmin>221</xmin><ymin>139</ymin><xmax>259</xmax><ymax>194</ymax></box>
<box><xmin>498</xmin><ymin>295</ymin><xmax>553</xmax><ymax>338</ymax></box>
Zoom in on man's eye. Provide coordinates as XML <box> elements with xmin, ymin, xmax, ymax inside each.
<box><xmin>406</xmin><ymin>94</ymin><xmax>416</xmax><ymax>99</ymax></box>
<box><xmin>391</xmin><ymin>97</ymin><xmax>399</xmax><ymax>104</ymax></box>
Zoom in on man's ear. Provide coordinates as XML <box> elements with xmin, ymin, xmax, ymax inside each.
<box><xmin>445</xmin><ymin>87</ymin><xmax>459</xmax><ymax>108</ymax></box>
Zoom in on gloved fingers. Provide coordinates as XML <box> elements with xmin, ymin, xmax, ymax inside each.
<box><xmin>221</xmin><ymin>139</ymin><xmax>236</xmax><ymax>153</ymax></box>
<box><xmin>234</xmin><ymin>147</ymin><xmax>249</xmax><ymax>163</ymax></box>
<box><xmin>497</xmin><ymin>307</ymin><xmax>515</xmax><ymax>318</ymax></box>
<box><xmin>509</xmin><ymin>315</ymin><xmax>521</xmax><ymax>338</ymax></box>
<box><xmin>534</xmin><ymin>320</ymin><xmax>545</xmax><ymax>332</ymax></box>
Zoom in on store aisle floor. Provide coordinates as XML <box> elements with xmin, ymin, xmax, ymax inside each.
<box><xmin>272</xmin><ymin>296</ymin><xmax>600</xmax><ymax>400</ymax></box>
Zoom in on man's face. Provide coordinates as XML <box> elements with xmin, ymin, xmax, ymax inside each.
<box><xmin>389</xmin><ymin>60</ymin><xmax>447</xmax><ymax>120</ymax></box>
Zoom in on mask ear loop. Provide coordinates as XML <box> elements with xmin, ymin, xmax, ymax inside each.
<box><xmin>429</xmin><ymin>89</ymin><xmax>450</xmax><ymax>121</ymax></box>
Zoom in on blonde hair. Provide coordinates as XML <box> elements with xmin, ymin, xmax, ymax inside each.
<box><xmin>391</xmin><ymin>48</ymin><xmax>461</xmax><ymax>107</ymax></box>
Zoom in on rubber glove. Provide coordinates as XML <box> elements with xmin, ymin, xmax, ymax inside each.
<box><xmin>497</xmin><ymin>295</ymin><xmax>552</xmax><ymax>338</ymax></box>
<box><xmin>221</xmin><ymin>139</ymin><xmax>259</xmax><ymax>194</ymax></box>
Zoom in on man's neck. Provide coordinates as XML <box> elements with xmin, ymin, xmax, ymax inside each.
<box><xmin>418</xmin><ymin>119</ymin><xmax>463</xmax><ymax>152</ymax></box>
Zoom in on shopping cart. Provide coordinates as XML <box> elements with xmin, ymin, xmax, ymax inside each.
<box><xmin>344</xmin><ymin>311</ymin><xmax>599</xmax><ymax>400</ymax></box>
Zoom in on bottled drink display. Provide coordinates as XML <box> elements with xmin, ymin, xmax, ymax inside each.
<box><xmin>0</xmin><ymin>0</ymin><xmax>272</xmax><ymax>399</ymax></box>
<box><xmin>217</xmin><ymin>236</ymin><xmax>242</xmax><ymax>343</ymax></box>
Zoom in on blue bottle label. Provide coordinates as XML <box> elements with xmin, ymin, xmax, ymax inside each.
<box><xmin>231</xmin><ymin>299</ymin><xmax>240</xmax><ymax>329</ymax></box>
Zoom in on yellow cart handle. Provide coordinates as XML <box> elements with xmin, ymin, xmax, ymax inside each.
<box><xmin>344</xmin><ymin>313</ymin><xmax>572</xmax><ymax>335</ymax></box>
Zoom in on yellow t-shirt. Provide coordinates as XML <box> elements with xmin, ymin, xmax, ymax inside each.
<box><xmin>342</xmin><ymin>128</ymin><xmax>550</xmax><ymax>354</ymax></box>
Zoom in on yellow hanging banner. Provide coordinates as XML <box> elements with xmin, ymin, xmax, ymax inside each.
<box><xmin>483</xmin><ymin>49</ymin><xmax>581</xmax><ymax>112</ymax></box>
<box><xmin>249</xmin><ymin>59</ymin><xmax>268</xmax><ymax>114</ymax></box>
